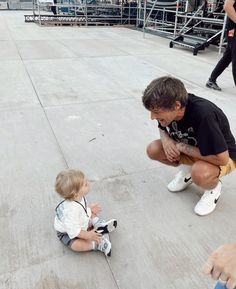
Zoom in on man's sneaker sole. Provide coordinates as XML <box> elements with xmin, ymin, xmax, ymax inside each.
<box><xmin>96</xmin><ymin>220</ymin><xmax>117</xmax><ymax>234</ymax></box>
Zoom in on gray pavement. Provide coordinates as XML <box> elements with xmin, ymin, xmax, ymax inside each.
<box><xmin>0</xmin><ymin>10</ymin><xmax>236</xmax><ymax>289</ymax></box>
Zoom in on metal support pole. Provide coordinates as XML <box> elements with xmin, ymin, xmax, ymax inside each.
<box><xmin>142</xmin><ymin>0</ymin><xmax>147</xmax><ymax>38</ymax></box>
<box><xmin>128</xmin><ymin>2</ymin><xmax>130</xmax><ymax>25</ymax></box>
<box><xmin>121</xmin><ymin>0</ymin><xmax>123</xmax><ymax>24</ymax></box>
<box><xmin>173</xmin><ymin>0</ymin><xmax>179</xmax><ymax>37</ymax></box>
<box><xmin>219</xmin><ymin>13</ymin><xmax>227</xmax><ymax>54</ymax></box>
<box><xmin>38</xmin><ymin>1</ymin><xmax>41</xmax><ymax>26</ymax></box>
<box><xmin>162</xmin><ymin>7</ymin><xmax>165</xmax><ymax>30</ymax></box>
<box><xmin>32</xmin><ymin>0</ymin><xmax>35</xmax><ymax>16</ymax></box>
<box><xmin>144</xmin><ymin>0</ymin><xmax>158</xmax><ymax>25</ymax></box>
<box><xmin>136</xmin><ymin>0</ymin><xmax>141</xmax><ymax>27</ymax></box>
<box><xmin>85</xmin><ymin>0</ymin><xmax>87</xmax><ymax>26</ymax></box>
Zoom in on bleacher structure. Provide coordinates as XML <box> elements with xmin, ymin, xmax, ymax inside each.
<box><xmin>137</xmin><ymin>0</ymin><xmax>227</xmax><ymax>55</ymax></box>
<box><xmin>0</xmin><ymin>0</ymin><xmax>32</xmax><ymax>9</ymax></box>
<box><xmin>24</xmin><ymin>0</ymin><xmax>138</xmax><ymax>26</ymax></box>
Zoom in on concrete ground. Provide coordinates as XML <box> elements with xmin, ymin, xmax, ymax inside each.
<box><xmin>0</xmin><ymin>10</ymin><xmax>236</xmax><ymax>289</ymax></box>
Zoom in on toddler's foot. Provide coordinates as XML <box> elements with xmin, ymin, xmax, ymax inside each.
<box><xmin>97</xmin><ymin>235</ymin><xmax>111</xmax><ymax>257</ymax></box>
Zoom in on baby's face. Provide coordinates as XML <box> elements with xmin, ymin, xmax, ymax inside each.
<box><xmin>80</xmin><ymin>178</ymin><xmax>90</xmax><ymax>196</ymax></box>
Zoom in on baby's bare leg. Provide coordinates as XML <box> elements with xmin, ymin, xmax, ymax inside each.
<box><xmin>70</xmin><ymin>239</ymin><xmax>94</xmax><ymax>252</ymax></box>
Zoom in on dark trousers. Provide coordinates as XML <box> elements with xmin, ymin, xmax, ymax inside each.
<box><xmin>51</xmin><ymin>5</ymin><xmax>57</xmax><ymax>15</ymax></box>
<box><xmin>210</xmin><ymin>33</ymin><xmax>236</xmax><ymax>85</ymax></box>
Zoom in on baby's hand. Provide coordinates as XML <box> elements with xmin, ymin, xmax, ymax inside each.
<box><xmin>87</xmin><ymin>229</ymin><xmax>102</xmax><ymax>243</ymax></box>
<box><xmin>90</xmin><ymin>203</ymin><xmax>102</xmax><ymax>215</ymax></box>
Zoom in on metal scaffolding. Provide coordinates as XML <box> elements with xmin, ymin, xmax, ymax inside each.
<box><xmin>137</xmin><ymin>0</ymin><xmax>186</xmax><ymax>36</ymax></box>
<box><xmin>25</xmin><ymin>0</ymin><xmax>138</xmax><ymax>26</ymax></box>
<box><xmin>137</xmin><ymin>0</ymin><xmax>227</xmax><ymax>54</ymax></box>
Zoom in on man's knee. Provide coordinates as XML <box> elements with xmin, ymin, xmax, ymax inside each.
<box><xmin>191</xmin><ymin>161</ymin><xmax>213</xmax><ymax>186</ymax></box>
<box><xmin>146</xmin><ymin>140</ymin><xmax>163</xmax><ymax>160</ymax></box>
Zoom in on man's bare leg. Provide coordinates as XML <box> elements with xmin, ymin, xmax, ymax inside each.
<box><xmin>191</xmin><ymin>160</ymin><xmax>220</xmax><ymax>190</ymax></box>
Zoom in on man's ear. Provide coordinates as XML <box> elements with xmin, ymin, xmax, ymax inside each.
<box><xmin>175</xmin><ymin>101</ymin><xmax>182</xmax><ymax>110</ymax></box>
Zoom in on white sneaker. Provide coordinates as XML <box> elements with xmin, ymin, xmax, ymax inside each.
<box><xmin>97</xmin><ymin>235</ymin><xmax>112</xmax><ymax>257</ymax></box>
<box><xmin>194</xmin><ymin>181</ymin><xmax>222</xmax><ymax>216</ymax></box>
<box><xmin>93</xmin><ymin>218</ymin><xmax>117</xmax><ymax>234</ymax></box>
<box><xmin>167</xmin><ymin>166</ymin><xmax>192</xmax><ymax>192</ymax></box>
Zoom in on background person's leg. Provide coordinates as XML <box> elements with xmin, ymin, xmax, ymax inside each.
<box><xmin>209</xmin><ymin>45</ymin><xmax>232</xmax><ymax>83</ymax></box>
<box><xmin>231</xmin><ymin>35</ymin><xmax>236</xmax><ymax>86</ymax></box>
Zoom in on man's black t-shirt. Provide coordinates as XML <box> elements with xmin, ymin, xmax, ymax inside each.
<box><xmin>159</xmin><ymin>94</ymin><xmax>236</xmax><ymax>161</ymax></box>
<box><xmin>226</xmin><ymin>0</ymin><xmax>236</xmax><ymax>30</ymax></box>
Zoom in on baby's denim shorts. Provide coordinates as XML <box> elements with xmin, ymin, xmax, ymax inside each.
<box><xmin>56</xmin><ymin>231</ymin><xmax>77</xmax><ymax>248</ymax></box>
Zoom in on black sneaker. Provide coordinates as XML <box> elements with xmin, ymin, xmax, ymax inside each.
<box><xmin>206</xmin><ymin>79</ymin><xmax>221</xmax><ymax>91</ymax></box>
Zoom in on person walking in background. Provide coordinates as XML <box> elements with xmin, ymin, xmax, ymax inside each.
<box><xmin>206</xmin><ymin>0</ymin><xmax>236</xmax><ymax>91</ymax></box>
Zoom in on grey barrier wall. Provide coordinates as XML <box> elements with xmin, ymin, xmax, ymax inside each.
<box><xmin>0</xmin><ymin>0</ymin><xmax>32</xmax><ymax>9</ymax></box>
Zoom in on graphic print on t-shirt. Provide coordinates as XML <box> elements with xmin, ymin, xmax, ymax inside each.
<box><xmin>169</xmin><ymin>121</ymin><xmax>198</xmax><ymax>146</ymax></box>
<box><xmin>56</xmin><ymin>202</ymin><xmax>64</xmax><ymax>221</ymax></box>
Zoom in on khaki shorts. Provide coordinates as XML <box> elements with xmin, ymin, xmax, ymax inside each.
<box><xmin>179</xmin><ymin>154</ymin><xmax>236</xmax><ymax>177</ymax></box>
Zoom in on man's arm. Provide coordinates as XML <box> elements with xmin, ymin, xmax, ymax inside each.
<box><xmin>159</xmin><ymin>128</ymin><xmax>170</xmax><ymax>141</ymax></box>
<box><xmin>159</xmin><ymin>128</ymin><xmax>180</xmax><ymax>162</ymax></box>
<box><xmin>224</xmin><ymin>0</ymin><xmax>236</xmax><ymax>23</ymax></box>
<box><xmin>176</xmin><ymin>142</ymin><xmax>229</xmax><ymax>166</ymax></box>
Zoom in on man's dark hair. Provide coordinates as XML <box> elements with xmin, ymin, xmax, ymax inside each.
<box><xmin>142</xmin><ymin>76</ymin><xmax>188</xmax><ymax>110</ymax></box>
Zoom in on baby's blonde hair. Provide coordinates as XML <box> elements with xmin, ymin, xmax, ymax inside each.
<box><xmin>55</xmin><ymin>169</ymin><xmax>85</xmax><ymax>200</ymax></box>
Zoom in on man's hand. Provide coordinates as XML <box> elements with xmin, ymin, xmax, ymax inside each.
<box><xmin>162</xmin><ymin>138</ymin><xmax>180</xmax><ymax>162</ymax></box>
<box><xmin>203</xmin><ymin>243</ymin><xmax>236</xmax><ymax>289</ymax></box>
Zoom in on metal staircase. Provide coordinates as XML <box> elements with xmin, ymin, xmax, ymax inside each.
<box><xmin>169</xmin><ymin>0</ymin><xmax>226</xmax><ymax>55</ymax></box>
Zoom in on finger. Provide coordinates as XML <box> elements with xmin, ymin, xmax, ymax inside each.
<box><xmin>169</xmin><ymin>149</ymin><xmax>180</xmax><ymax>158</ymax></box>
<box><xmin>226</xmin><ymin>278</ymin><xmax>236</xmax><ymax>289</ymax></box>
<box><xmin>167</xmin><ymin>150</ymin><xmax>179</xmax><ymax>160</ymax></box>
<box><xmin>168</xmin><ymin>146</ymin><xmax>179</xmax><ymax>155</ymax></box>
<box><xmin>97</xmin><ymin>237</ymin><xmax>102</xmax><ymax>243</ymax></box>
<box><xmin>219</xmin><ymin>273</ymin><xmax>229</xmax><ymax>284</ymax></box>
<box><xmin>169</xmin><ymin>143</ymin><xmax>180</xmax><ymax>153</ymax></box>
<box><xmin>172</xmin><ymin>146</ymin><xmax>181</xmax><ymax>155</ymax></box>
<box><xmin>203</xmin><ymin>259</ymin><xmax>214</xmax><ymax>275</ymax></box>
<box><xmin>218</xmin><ymin>279</ymin><xmax>227</xmax><ymax>286</ymax></box>
<box><xmin>212</xmin><ymin>267</ymin><xmax>222</xmax><ymax>280</ymax></box>
<box><xmin>167</xmin><ymin>156</ymin><xmax>174</xmax><ymax>162</ymax></box>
